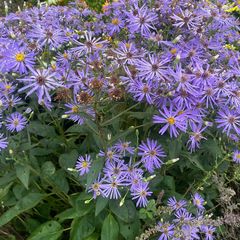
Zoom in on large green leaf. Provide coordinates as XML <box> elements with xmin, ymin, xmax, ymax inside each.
<box><xmin>41</xmin><ymin>161</ymin><xmax>56</xmax><ymax>177</ymax></box>
<box><xmin>70</xmin><ymin>216</ymin><xmax>95</xmax><ymax>240</ymax></box>
<box><xmin>59</xmin><ymin>150</ymin><xmax>78</xmax><ymax>170</ymax></box>
<box><xmin>101</xmin><ymin>214</ymin><xmax>119</xmax><ymax>240</ymax></box>
<box><xmin>28</xmin><ymin>122</ymin><xmax>57</xmax><ymax>138</ymax></box>
<box><xmin>109</xmin><ymin>200</ymin><xmax>136</xmax><ymax>223</ymax></box>
<box><xmin>95</xmin><ymin>197</ymin><xmax>108</xmax><ymax>216</ymax></box>
<box><xmin>119</xmin><ymin>218</ymin><xmax>140</xmax><ymax>240</ymax></box>
<box><xmin>28</xmin><ymin>221</ymin><xmax>63</xmax><ymax>240</ymax></box>
<box><xmin>16</xmin><ymin>164</ymin><xmax>30</xmax><ymax>189</ymax></box>
<box><xmin>0</xmin><ymin>193</ymin><xmax>44</xmax><ymax>227</ymax></box>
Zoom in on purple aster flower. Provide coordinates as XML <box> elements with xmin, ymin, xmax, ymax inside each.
<box><xmin>233</xmin><ymin>150</ymin><xmax>240</xmax><ymax>164</ymax></box>
<box><xmin>103</xmin><ymin>160</ymin><xmax>127</xmax><ymax>178</ymax></box>
<box><xmin>138</xmin><ymin>138</ymin><xmax>166</xmax><ymax>173</ymax></box>
<box><xmin>131</xmin><ymin>181</ymin><xmax>152</xmax><ymax>207</ymax></box>
<box><xmin>18</xmin><ymin>67</ymin><xmax>62</xmax><ymax>103</ymax></box>
<box><xmin>174</xmin><ymin>209</ymin><xmax>193</xmax><ymax>223</ymax></box>
<box><xmin>167</xmin><ymin>197</ymin><xmax>187</xmax><ymax>211</ymax></box>
<box><xmin>128</xmin><ymin>79</ymin><xmax>156</xmax><ymax>104</ymax></box>
<box><xmin>71</xmin><ymin>31</ymin><xmax>107</xmax><ymax>56</ymax></box>
<box><xmin>171</xmin><ymin>8</ymin><xmax>201</xmax><ymax>31</ymax></box>
<box><xmin>127</xmin><ymin>4</ymin><xmax>158</xmax><ymax>37</ymax></box>
<box><xmin>102</xmin><ymin>175</ymin><xmax>126</xmax><ymax>199</ymax></box>
<box><xmin>201</xmin><ymin>225</ymin><xmax>216</xmax><ymax>240</ymax></box>
<box><xmin>157</xmin><ymin>222</ymin><xmax>175</xmax><ymax>240</ymax></box>
<box><xmin>153</xmin><ymin>106</ymin><xmax>187</xmax><ymax>138</ymax></box>
<box><xmin>6</xmin><ymin>112</ymin><xmax>27</xmax><ymax>132</ymax></box>
<box><xmin>192</xmin><ymin>193</ymin><xmax>205</xmax><ymax>210</ymax></box>
<box><xmin>215</xmin><ymin>107</ymin><xmax>240</xmax><ymax>136</ymax></box>
<box><xmin>5</xmin><ymin>44</ymin><xmax>35</xmax><ymax>74</ymax></box>
<box><xmin>107</xmin><ymin>15</ymin><xmax>125</xmax><ymax>35</ymax></box>
<box><xmin>136</xmin><ymin>54</ymin><xmax>169</xmax><ymax>80</ymax></box>
<box><xmin>88</xmin><ymin>175</ymin><xmax>105</xmax><ymax>199</ymax></box>
<box><xmin>28</xmin><ymin>25</ymin><xmax>68</xmax><ymax>49</ymax></box>
<box><xmin>113</xmin><ymin>140</ymin><xmax>135</xmax><ymax>156</ymax></box>
<box><xmin>76</xmin><ymin>154</ymin><xmax>91</xmax><ymax>176</ymax></box>
<box><xmin>0</xmin><ymin>134</ymin><xmax>8</xmax><ymax>151</ymax></box>
<box><xmin>99</xmin><ymin>147</ymin><xmax>121</xmax><ymax>162</ymax></box>
<box><xmin>187</xmin><ymin>122</ymin><xmax>208</xmax><ymax>152</ymax></box>
<box><xmin>181</xmin><ymin>224</ymin><xmax>200</xmax><ymax>240</ymax></box>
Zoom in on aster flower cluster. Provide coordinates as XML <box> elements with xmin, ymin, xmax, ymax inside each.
<box><xmin>148</xmin><ymin>194</ymin><xmax>216</xmax><ymax>240</ymax></box>
<box><xmin>0</xmin><ymin>0</ymin><xmax>238</xmax><ymax>156</ymax></box>
<box><xmin>76</xmin><ymin>139</ymin><xmax>165</xmax><ymax>207</ymax></box>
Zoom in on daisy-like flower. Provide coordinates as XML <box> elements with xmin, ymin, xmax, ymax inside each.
<box><xmin>0</xmin><ymin>134</ymin><xmax>8</xmax><ymax>151</ymax></box>
<box><xmin>174</xmin><ymin>209</ymin><xmax>193</xmax><ymax>223</ymax></box>
<box><xmin>102</xmin><ymin>175</ymin><xmax>126</xmax><ymax>199</ymax></box>
<box><xmin>167</xmin><ymin>197</ymin><xmax>187</xmax><ymax>211</ymax></box>
<box><xmin>138</xmin><ymin>138</ymin><xmax>166</xmax><ymax>173</ymax></box>
<box><xmin>18</xmin><ymin>67</ymin><xmax>62</xmax><ymax>103</ymax></box>
<box><xmin>113</xmin><ymin>140</ymin><xmax>135</xmax><ymax>156</ymax></box>
<box><xmin>107</xmin><ymin>14</ymin><xmax>125</xmax><ymax>35</ymax></box>
<box><xmin>181</xmin><ymin>224</ymin><xmax>200</xmax><ymax>240</ymax></box>
<box><xmin>76</xmin><ymin>154</ymin><xmax>91</xmax><ymax>176</ymax></box>
<box><xmin>131</xmin><ymin>181</ymin><xmax>152</xmax><ymax>207</ymax></box>
<box><xmin>6</xmin><ymin>112</ymin><xmax>27</xmax><ymax>132</ymax></box>
<box><xmin>171</xmin><ymin>8</ymin><xmax>202</xmax><ymax>31</ymax></box>
<box><xmin>215</xmin><ymin>107</ymin><xmax>240</xmax><ymax>136</ymax></box>
<box><xmin>136</xmin><ymin>54</ymin><xmax>169</xmax><ymax>80</ymax></box>
<box><xmin>201</xmin><ymin>225</ymin><xmax>216</xmax><ymax>240</ymax></box>
<box><xmin>103</xmin><ymin>160</ymin><xmax>127</xmax><ymax>178</ymax></box>
<box><xmin>157</xmin><ymin>222</ymin><xmax>175</xmax><ymax>240</ymax></box>
<box><xmin>127</xmin><ymin>4</ymin><xmax>158</xmax><ymax>37</ymax></box>
<box><xmin>187</xmin><ymin>122</ymin><xmax>208</xmax><ymax>152</ymax></box>
<box><xmin>5</xmin><ymin>44</ymin><xmax>35</xmax><ymax>74</ymax></box>
<box><xmin>99</xmin><ymin>147</ymin><xmax>120</xmax><ymax>162</ymax></box>
<box><xmin>233</xmin><ymin>150</ymin><xmax>240</xmax><ymax>164</ymax></box>
<box><xmin>88</xmin><ymin>175</ymin><xmax>105</xmax><ymax>199</ymax></box>
<box><xmin>192</xmin><ymin>193</ymin><xmax>205</xmax><ymax>210</ymax></box>
<box><xmin>71</xmin><ymin>31</ymin><xmax>107</xmax><ymax>55</ymax></box>
<box><xmin>153</xmin><ymin>106</ymin><xmax>187</xmax><ymax>138</ymax></box>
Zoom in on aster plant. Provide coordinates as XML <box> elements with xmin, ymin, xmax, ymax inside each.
<box><xmin>0</xmin><ymin>0</ymin><xmax>239</xmax><ymax>239</ymax></box>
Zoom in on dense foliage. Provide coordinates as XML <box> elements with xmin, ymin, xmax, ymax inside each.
<box><xmin>0</xmin><ymin>0</ymin><xmax>240</xmax><ymax>239</ymax></box>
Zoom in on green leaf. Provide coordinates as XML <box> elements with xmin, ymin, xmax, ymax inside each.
<box><xmin>16</xmin><ymin>164</ymin><xmax>30</xmax><ymax>189</ymax></box>
<box><xmin>162</xmin><ymin>175</ymin><xmax>175</xmax><ymax>192</ymax></box>
<box><xmin>28</xmin><ymin>122</ymin><xmax>57</xmax><ymax>138</ymax></box>
<box><xmin>101</xmin><ymin>214</ymin><xmax>119</xmax><ymax>240</ymax></box>
<box><xmin>50</xmin><ymin>170</ymin><xmax>69</xmax><ymax>193</ymax></box>
<box><xmin>70</xmin><ymin>216</ymin><xmax>95</xmax><ymax>240</ymax></box>
<box><xmin>28</xmin><ymin>221</ymin><xmax>63</xmax><ymax>240</ymax></box>
<box><xmin>55</xmin><ymin>208</ymin><xmax>78</xmax><ymax>223</ymax></box>
<box><xmin>41</xmin><ymin>161</ymin><xmax>56</xmax><ymax>177</ymax></box>
<box><xmin>0</xmin><ymin>182</ymin><xmax>13</xmax><ymax>201</ymax></box>
<box><xmin>0</xmin><ymin>193</ymin><xmax>44</xmax><ymax>227</ymax></box>
<box><xmin>59</xmin><ymin>150</ymin><xmax>78</xmax><ymax>170</ymax></box>
<box><xmin>119</xmin><ymin>218</ymin><xmax>140</xmax><ymax>240</ymax></box>
<box><xmin>95</xmin><ymin>197</ymin><xmax>108</xmax><ymax>216</ymax></box>
<box><xmin>86</xmin><ymin>157</ymin><xmax>104</xmax><ymax>189</ymax></box>
<box><xmin>109</xmin><ymin>200</ymin><xmax>136</xmax><ymax>223</ymax></box>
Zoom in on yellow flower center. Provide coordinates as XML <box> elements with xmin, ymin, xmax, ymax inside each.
<box><xmin>236</xmin><ymin>154</ymin><xmax>240</xmax><ymax>159</ymax></box>
<box><xmin>125</xmin><ymin>43</ymin><xmax>131</xmax><ymax>49</ymax></box>
<box><xmin>72</xmin><ymin>106</ymin><xmax>78</xmax><ymax>113</ymax></box>
<box><xmin>13</xmin><ymin>119</ymin><xmax>19</xmax><ymax>126</ymax></box>
<box><xmin>95</xmin><ymin>43</ymin><xmax>103</xmax><ymax>49</ymax></box>
<box><xmin>82</xmin><ymin>161</ymin><xmax>88</xmax><ymax>168</ymax></box>
<box><xmin>170</xmin><ymin>48</ymin><xmax>177</xmax><ymax>55</ymax></box>
<box><xmin>112</xmin><ymin>18</ymin><xmax>120</xmax><ymax>25</ymax></box>
<box><xmin>63</xmin><ymin>53</ymin><xmax>68</xmax><ymax>59</ymax></box>
<box><xmin>195</xmin><ymin>199</ymin><xmax>200</xmax><ymax>205</ymax></box>
<box><xmin>15</xmin><ymin>52</ymin><xmax>25</xmax><ymax>62</ymax></box>
<box><xmin>5</xmin><ymin>85</ymin><xmax>11</xmax><ymax>90</ymax></box>
<box><xmin>167</xmin><ymin>117</ymin><xmax>175</xmax><ymax>125</ymax></box>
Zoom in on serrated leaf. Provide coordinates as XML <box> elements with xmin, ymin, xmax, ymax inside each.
<box><xmin>101</xmin><ymin>214</ymin><xmax>119</xmax><ymax>240</ymax></box>
<box><xmin>16</xmin><ymin>164</ymin><xmax>30</xmax><ymax>189</ymax></box>
<box><xmin>28</xmin><ymin>221</ymin><xmax>63</xmax><ymax>240</ymax></box>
